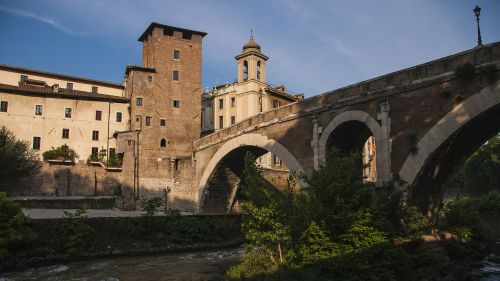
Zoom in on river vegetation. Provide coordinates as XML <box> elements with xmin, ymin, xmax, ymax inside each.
<box><xmin>227</xmin><ymin>150</ymin><xmax>500</xmax><ymax>281</ymax></box>
<box><xmin>0</xmin><ymin>198</ymin><xmax>243</xmax><ymax>271</ymax></box>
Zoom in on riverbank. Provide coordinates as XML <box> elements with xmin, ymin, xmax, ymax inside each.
<box><xmin>1</xmin><ymin>247</ymin><xmax>244</xmax><ymax>281</ymax></box>
<box><xmin>0</xmin><ymin>212</ymin><xmax>244</xmax><ymax>272</ymax></box>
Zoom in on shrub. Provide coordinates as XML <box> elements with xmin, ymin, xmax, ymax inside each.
<box><xmin>52</xmin><ymin>209</ymin><xmax>94</xmax><ymax>256</ymax></box>
<box><xmin>42</xmin><ymin>145</ymin><xmax>77</xmax><ymax>162</ymax></box>
<box><xmin>0</xmin><ymin>192</ymin><xmax>35</xmax><ymax>264</ymax></box>
<box><xmin>139</xmin><ymin>197</ymin><xmax>163</xmax><ymax>216</ymax></box>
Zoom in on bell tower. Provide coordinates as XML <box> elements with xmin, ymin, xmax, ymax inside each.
<box><xmin>235</xmin><ymin>34</ymin><xmax>268</xmax><ymax>83</ymax></box>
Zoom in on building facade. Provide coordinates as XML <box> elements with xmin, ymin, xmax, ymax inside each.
<box><xmin>0</xmin><ymin>64</ymin><xmax>128</xmax><ymax>162</ymax></box>
<box><xmin>201</xmin><ymin>35</ymin><xmax>303</xmax><ymax>171</ymax></box>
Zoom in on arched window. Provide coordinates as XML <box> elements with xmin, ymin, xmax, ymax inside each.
<box><xmin>243</xmin><ymin>61</ymin><xmax>248</xmax><ymax>81</ymax></box>
<box><xmin>257</xmin><ymin>61</ymin><xmax>261</xmax><ymax>80</ymax></box>
<box><xmin>160</xmin><ymin>138</ymin><xmax>167</xmax><ymax>147</ymax></box>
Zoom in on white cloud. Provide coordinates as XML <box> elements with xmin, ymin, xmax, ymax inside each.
<box><xmin>0</xmin><ymin>5</ymin><xmax>91</xmax><ymax>36</ymax></box>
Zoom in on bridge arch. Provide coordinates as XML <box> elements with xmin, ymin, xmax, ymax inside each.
<box><xmin>318</xmin><ymin>110</ymin><xmax>391</xmax><ymax>185</ymax></box>
<box><xmin>399</xmin><ymin>83</ymin><xmax>500</xmax><ymax>186</ymax></box>
<box><xmin>197</xmin><ymin>133</ymin><xmax>304</xmax><ymax>212</ymax></box>
<box><xmin>399</xmin><ymin>82</ymin><xmax>500</xmax><ymax>217</ymax></box>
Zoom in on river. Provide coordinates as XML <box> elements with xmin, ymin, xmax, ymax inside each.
<box><xmin>0</xmin><ymin>248</ymin><xmax>243</xmax><ymax>281</ymax></box>
<box><xmin>1</xmin><ymin>242</ymin><xmax>500</xmax><ymax>281</ymax></box>
<box><xmin>473</xmin><ymin>240</ymin><xmax>500</xmax><ymax>281</ymax></box>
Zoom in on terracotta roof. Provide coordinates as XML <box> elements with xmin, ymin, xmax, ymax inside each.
<box><xmin>138</xmin><ymin>22</ymin><xmax>207</xmax><ymax>42</ymax></box>
<box><xmin>0</xmin><ymin>83</ymin><xmax>129</xmax><ymax>103</ymax></box>
<box><xmin>0</xmin><ymin>64</ymin><xmax>124</xmax><ymax>88</ymax></box>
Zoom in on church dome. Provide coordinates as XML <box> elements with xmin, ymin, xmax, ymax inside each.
<box><xmin>243</xmin><ymin>35</ymin><xmax>261</xmax><ymax>51</ymax></box>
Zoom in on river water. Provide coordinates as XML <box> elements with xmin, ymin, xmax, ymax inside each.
<box><xmin>1</xmin><ymin>242</ymin><xmax>500</xmax><ymax>281</ymax></box>
<box><xmin>0</xmin><ymin>248</ymin><xmax>243</xmax><ymax>281</ymax></box>
<box><xmin>473</xmin><ymin>240</ymin><xmax>500</xmax><ymax>281</ymax></box>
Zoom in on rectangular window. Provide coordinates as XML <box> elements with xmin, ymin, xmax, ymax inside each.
<box><xmin>219</xmin><ymin>116</ymin><xmax>224</xmax><ymax>129</ymax></box>
<box><xmin>273</xmin><ymin>100</ymin><xmax>280</xmax><ymax>108</ymax></box>
<box><xmin>92</xmin><ymin>86</ymin><xmax>98</xmax><ymax>93</ymax></box>
<box><xmin>0</xmin><ymin>101</ymin><xmax>8</xmax><ymax>112</ymax></box>
<box><xmin>64</xmin><ymin>108</ymin><xmax>72</xmax><ymax>118</ymax></box>
<box><xmin>91</xmin><ymin>147</ymin><xmax>98</xmax><ymax>156</ymax></box>
<box><xmin>163</xmin><ymin>28</ymin><xmax>174</xmax><ymax>36</ymax></box>
<box><xmin>231</xmin><ymin>97</ymin><xmax>235</xmax><ymax>107</ymax></box>
<box><xmin>231</xmin><ymin>116</ymin><xmax>236</xmax><ymax>125</ymax></box>
<box><xmin>173</xmin><ymin>50</ymin><xmax>180</xmax><ymax>60</ymax></box>
<box><xmin>182</xmin><ymin>32</ymin><xmax>192</xmax><ymax>40</ymax></box>
<box><xmin>173</xmin><ymin>71</ymin><xmax>179</xmax><ymax>81</ymax></box>
<box><xmin>136</xmin><ymin>97</ymin><xmax>143</xmax><ymax>106</ymax></box>
<box><xmin>116</xmin><ymin>112</ymin><xmax>122</xmax><ymax>122</ymax></box>
<box><xmin>145</xmin><ymin>116</ymin><xmax>152</xmax><ymax>126</ymax></box>
<box><xmin>160</xmin><ymin>119</ymin><xmax>166</xmax><ymax>126</ymax></box>
<box><xmin>148</xmin><ymin>76</ymin><xmax>153</xmax><ymax>82</ymax></box>
<box><xmin>20</xmin><ymin>75</ymin><xmax>28</xmax><ymax>82</ymax></box>
<box><xmin>173</xmin><ymin>100</ymin><xmax>180</xmax><ymax>108</ymax></box>
<box><xmin>35</xmin><ymin>105</ymin><xmax>43</xmax><ymax>116</ymax></box>
<box><xmin>62</xmin><ymin>128</ymin><xmax>70</xmax><ymax>139</ymax></box>
<box><xmin>67</xmin><ymin>82</ymin><xmax>73</xmax><ymax>91</ymax></box>
<box><xmin>219</xmin><ymin>99</ymin><xmax>224</xmax><ymax>109</ymax></box>
<box><xmin>92</xmin><ymin>130</ymin><xmax>99</xmax><ymax>141</ymax></box>
<box><xmin>33</xmin><ymin>137</ymin><xmax>41</xmax><ymax>150</ymax></box>
<box><xmin>95</xmin><ymin>110</ymin><xmax>102</xmax><ymax>121</ymax></box>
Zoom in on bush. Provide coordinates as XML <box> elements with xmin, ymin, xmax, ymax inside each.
<box><xmin>42</xmin><ymin>145</ymin><xmax>77</xmax><ymax>162</ymax></box>
<box><xmin>139</xmin><ymin>197</ymin><xmax>163</xmax><ymax>216</ymax></box>
<box><xmin>0</xmin><ymin>192</ymin><xmax>35</xmax><ymax>264</ymax></box>
<box><xmin>442</xmin><ymin>192</ymin><xmax>500</xmax><ymax>240</ymax></box>
<box><xmin>52</xmin><ymin>209</ymin><xmax>94</xmax><ymax>256</ymax></box>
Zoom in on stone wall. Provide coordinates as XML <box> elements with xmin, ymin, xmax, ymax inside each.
<box><xmin>0</xmin><ymin>162</ymin><xmax>122</xmax><ymax>197</ymax></box>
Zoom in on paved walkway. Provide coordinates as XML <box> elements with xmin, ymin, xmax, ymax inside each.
<box><xmin>22</xmin><ymin>208</ymin><xmax>198</xmax><ymax>219</ymax></box>
<box><xmin>22</xmin><ymin>208</ymin><xmax>145</xmax><ymax>219</ymax></box>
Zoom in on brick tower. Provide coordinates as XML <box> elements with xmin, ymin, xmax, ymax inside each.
<box><xmin>119</xmin><ymin>23</ymin><xmax>207</xmax><ymax>209</ymax></box>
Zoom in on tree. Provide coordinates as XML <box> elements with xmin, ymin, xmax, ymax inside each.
<box><xmin>0</xmin><ymin>192</ymin><xmax>35</xmax><ymax>264</ymax></box>
<box><xmin>0</xmin><ymin>126</ymin><xmax>40</xmax><ymax>185</ymax></box>
<box><xmin>447</xmin><ymin>135</ymin><xmax>500</xmax><ymax>195</ymax></box>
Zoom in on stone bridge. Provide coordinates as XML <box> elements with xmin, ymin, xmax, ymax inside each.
<box><xmin>193</xmin><ymin>42</ymin><xmax>500</xmax><ymax>216</ymax></box>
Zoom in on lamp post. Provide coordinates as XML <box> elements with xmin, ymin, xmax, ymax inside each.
<box><xmin>474</xmin><ymin>5</ymin><xmax>482</xmax><ymax>47</ymax></box>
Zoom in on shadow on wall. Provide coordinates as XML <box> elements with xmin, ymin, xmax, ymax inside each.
<box><xmin>0</xmin><ymin>162</ymin><xmax>122</xmax><ymax>197</ymax></box>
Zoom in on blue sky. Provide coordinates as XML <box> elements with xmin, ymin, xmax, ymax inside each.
<box><xmin>0</xmin><ymin>0</ymin><xmax>499</xmax><ymax>97</ymax></box>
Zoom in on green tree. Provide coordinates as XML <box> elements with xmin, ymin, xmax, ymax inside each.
<box><xmin>451</xmin><ymin>135</ymin><xmax>500</xmax><ymax>195</ymax></box>
<box><xmin>0</xmin><ymin>126</ymin><xmax>40</xmax><ymax>184</ymax></box>
<box><xmin>0</xmin><ymin>192</ymin><xmax>35</xmax><ymax>263</ymax></box>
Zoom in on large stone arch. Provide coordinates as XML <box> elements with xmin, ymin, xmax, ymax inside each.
<box><xmin>399</xmin><ymin>82</ymin><xmax>500</xmax><ymax>186</ymax></box>
<box><xmin>318</xmin><ymin>110</ymin><xmax>391</xmax><ymax>185</ymax></box>
<box><xmin>197</xmin><ymin>133</ymin><xmax>305</xmax><ymax>209</ymax></box>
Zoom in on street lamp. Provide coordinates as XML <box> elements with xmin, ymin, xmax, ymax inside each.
<box><xmin>474</xmin><ymin>5</ymin><xmax>482</xmax><ymax>47</ymax></box>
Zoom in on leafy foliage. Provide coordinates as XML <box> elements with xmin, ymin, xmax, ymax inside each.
<box><xmin>0</xmin><ymin>192</ymin><xmax>35</xmax><ymax>263</ymax></box>
<box><xmin>52</xmin><ymin>209</ymin><xmax>94</xmax><ymax>256</ymax></box>
<box><xmin>42</xmin><ymin>145</ymin><xmax>77</xmax><ymax>162</ymax></box>
<box><xmin>442</xmin><ymin>191</ymin><xmax>500</xmax><ymax>241</ymax></box>
<box><xmin>228</xmin><ymin>149</ymin><xmax>432</xmax><ymax>280</ymax></box>
<box><xmin>446</xmin><ymin>135</ymin><xmax>500</xmax><ymax>195</ymax></box>
<box><xmin>139</xmin><ymin>196</ymin><xmax>163</xmax><ymax>216</ymax></box>
<box><xmin>0</xmin><ymin>126</ymin><xmax>40</xmax><ymax>184</ymax></box>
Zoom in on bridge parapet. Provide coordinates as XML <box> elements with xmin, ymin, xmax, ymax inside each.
<box><xmin>194</xmin><ymin>42</ymin><xmax>500</xmax><ymax>151</ymax></box>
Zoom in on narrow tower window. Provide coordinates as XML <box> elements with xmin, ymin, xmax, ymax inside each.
<box><xmin>160</xmin><ymin>138</ymin><xmax>167</xmax><ymax>147</ymax></box>
<box><xmin>257</xmin><ymin>61</ymin><xmax>261</xmax><ymax>80</ymax></box>
<box><xmin>243</xmin><ymin>61</ymin><xmax>248</xmax><ymax>81</ymax></box>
